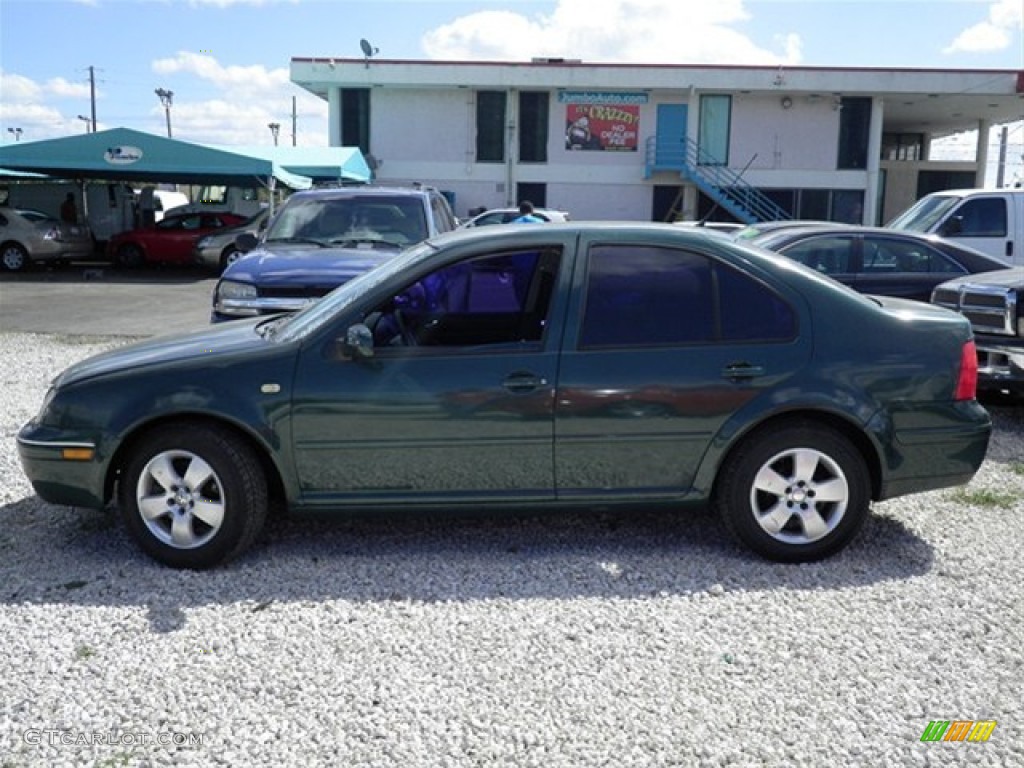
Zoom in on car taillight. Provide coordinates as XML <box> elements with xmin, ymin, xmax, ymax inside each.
<box><xmin>954</xmin><ymin>340</ymin><xmax>978</xmax><ymax>401</ymax></box>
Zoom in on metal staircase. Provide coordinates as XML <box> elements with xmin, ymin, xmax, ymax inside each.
<box><xmin>645</xmin><ymin>136</ymin><xmax>791</xmax><ymax>224</ymax></box>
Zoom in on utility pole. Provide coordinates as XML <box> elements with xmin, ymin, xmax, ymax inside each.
<box><xmin>155</xmin><ymin>88</ymin><xmax>174</xmax><ymax>138</ymax></box>
<box><xmin>291</xmin><ymin>96</ymin><xmax>297</xmax><ymax>146</ymax></box>
<box><xmin>88</xmin><ymin>66</ymin><xmax>97</xmax><ymax>132</ymax></box>
<box><xmin>268</xmin><ymin>122</ymin><xmax>280</xmax><ymax>146</ymax></box>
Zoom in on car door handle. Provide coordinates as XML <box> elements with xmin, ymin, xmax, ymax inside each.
<box><xmin>721</xmin><ymin>362</ymin><xmax>766</xmax><ymax>381</ymax></box>
<box><xmin>502</xmin><ymin>372</ymin><xmax>548</xmax><ymax>393</ymax></box>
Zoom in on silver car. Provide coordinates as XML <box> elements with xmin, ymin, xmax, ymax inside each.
<box><xmin>458</xmin><ymin>207</ymin><xmax>571</xmax><ymax>228</ymax></box>
<box><xmin>193</xmin><ymin>209</ymin><xmax>269</xmax><ymax>272</ymax></box>
<box><xmin>0</xmin><ymin>207</ymin><xmax>94</xmax><ymax>271</ymax></box>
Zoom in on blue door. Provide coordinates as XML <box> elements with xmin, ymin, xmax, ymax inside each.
<box><xmin>655</xmin><ymin>104</ymin><xmax>688</xmax><ymax>168</ymax></box>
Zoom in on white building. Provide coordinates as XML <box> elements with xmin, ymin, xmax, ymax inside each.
<box><xmin>291</xmin><ymin>58</ymin><xmax>1024</xmax><ymax>224</ymax></box>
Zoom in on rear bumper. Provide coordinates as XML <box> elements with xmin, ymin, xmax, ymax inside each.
<box><xmin>875</xmin><ymin>400</ymin><xmax>992</xmax><ymax>501</ymax></box>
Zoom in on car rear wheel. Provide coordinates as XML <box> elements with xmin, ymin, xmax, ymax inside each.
<box><xmin>118</xmin><ymin>423</ymin><xmax>268</xmax><ymax>569</ymax></box>
<box><xmin>117</xmin><ymin>243</ymin><xmax>145</xmax><ymax>268</ymax></box>
<box><xmin>1</xmin><ymin>242</ymin><xmax>29</xmax><ymax>272</ymax></box>
<box><xmin>714</xmin><ymin>422</ymin><xmax>870</xmax><ymax>562</ymax></box>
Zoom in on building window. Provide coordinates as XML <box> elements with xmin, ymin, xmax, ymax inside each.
<box><xmin>476</xmin><ymin>91</ymin><xmax>506</xmax><ymax>164</ymax></box>
<box><xmin>837</xmin><ymin>97</ymin><xmax>872</xmax><ymax>170</ymax></box>
<box><xmin>698</xmin><ymin>94</ymin><xmax>731</xmax><ymax>166</ymax></box>
<box><xmin>341</xmin><ymin>89</ymin><xmax>370</xmax><ymax>154</ymax></box>
<box><xmin>519</xmin><ymin>91</ymin><xmax>549</xmax><ymax>163</ymax></box>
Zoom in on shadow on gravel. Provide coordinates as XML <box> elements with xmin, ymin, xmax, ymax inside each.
<box><xmin>0</xmin><ymin>494</ymin><xmax>934</xmax><ymax>627</ymax></box>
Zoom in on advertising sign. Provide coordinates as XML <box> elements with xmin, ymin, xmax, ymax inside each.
<box><xmin>562</xmin><ymin>92</ymin><xmax>644</xmax><ymax>152</ymax></box>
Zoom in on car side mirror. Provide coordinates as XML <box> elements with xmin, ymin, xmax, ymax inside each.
<box><xmin>941</xmin><ymin>216</ymin><xmax>963</xmax><ymax>236</ymax></box>
<box><xmin>342</xmin><ymin>323</ymin><xmax>375</xmax><ymax>360</ymax></box>
<box><xmin>236</xmin><ymin>232</ymin><xmax>259</xmax><ymax>253</ymax></box>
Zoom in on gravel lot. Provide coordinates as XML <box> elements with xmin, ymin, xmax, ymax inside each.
<box><xmin>1</xmin><ymin>330</ymin><xmax>1022</xmax><ymax>767</ymax></box>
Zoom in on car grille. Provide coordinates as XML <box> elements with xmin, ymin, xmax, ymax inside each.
<box><xmin>932</xmin><ymin>284</ymin><xmax>1018</xmax><ymax>337</ymax></box>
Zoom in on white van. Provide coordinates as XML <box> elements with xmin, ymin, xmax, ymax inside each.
<box><xmin>1</xmin><ymin>180</ymin><xmax>136</xmax><ymax>243</ymax></box>
<box><xmin>165</xmin><ymin>185</ymin><xmax>267</xmax><ymax>219</ymax></box>
<box><xmin>888</xmin><ymin>188</ymin><xmax>1023</xmax><ymax>266</ymax></box>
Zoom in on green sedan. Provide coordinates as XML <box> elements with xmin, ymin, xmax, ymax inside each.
<box><xmin>17</xmin><ymin>223</ymin><xmax>992</xmax><ymax>568</ymax></box>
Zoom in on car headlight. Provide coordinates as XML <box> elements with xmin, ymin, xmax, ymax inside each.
<box><xmin>216</xmin><ymin>280</ymin><xmax>258</xmax><ymax>301</ymax></box>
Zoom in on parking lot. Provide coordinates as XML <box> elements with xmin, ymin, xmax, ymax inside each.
<box><xmin>1</xmin><ymin>265</ymin><xmax>216</xmax><ymax>336</ymax></box>
<box><xmin>1</xmin><ymin>270</ymin><xmax>1022</xmax><ymax>766</ymax></box>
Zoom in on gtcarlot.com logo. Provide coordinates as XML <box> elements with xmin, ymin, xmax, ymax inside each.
<box><xmin>23</xmin><ymin>729</ymin><xmax>204</xmax><ymax>747</ymax></box>
<box><xmin>920</xmin><ymin>720</ymin><xmax>997</xmax><ymax>743</ymax></box>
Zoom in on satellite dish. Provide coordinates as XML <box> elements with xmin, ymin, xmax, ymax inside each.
<box><xmin>360</xmin><ymin>38</ymin><xmax>379</xmax><ymax>62</ymax></box>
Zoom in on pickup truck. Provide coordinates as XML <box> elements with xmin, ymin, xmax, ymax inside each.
<box><xmin>931</xmin><ymin>267</ymin><xmax>1024</xmax><ymax>396</ymax></box>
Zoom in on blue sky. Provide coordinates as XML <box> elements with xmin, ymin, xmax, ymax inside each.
<box><xmin>1</xmin><ymin>0</ymin><xmax>1022</xmax><ymax>153</ymax></box>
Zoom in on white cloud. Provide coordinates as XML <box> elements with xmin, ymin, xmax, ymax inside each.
<box><xmin>0</xmin><ymin>71</ymin><xmax>43</xmax><ymax>103</ymax></box>
<box><xmin>46</xmin><ymin>77</ymin><xmax>92</xmax><ymax>100</ymax></box>
<box><xmin>944</xmin><ymin>0</ymin><xmax>1022</xmax><ymax>54</ymax></box>
<box><xmin>422</xmin><ymin>0</ymin><xmax>801</xmax><ymax>65</ymax></box>
<box><xmin>148</xmin><ymin>53</ymin><xmax>326</xmax><ymax>145</ymax></box>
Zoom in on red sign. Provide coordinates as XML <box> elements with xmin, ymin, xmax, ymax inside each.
<box><xmin>564</xmin><ymin>104</ymin><xmax>639</xmax><ymax>152</ymax></box>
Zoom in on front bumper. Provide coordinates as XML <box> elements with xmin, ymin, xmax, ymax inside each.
<box><xmin>16</xmin><ymin>424</ymin><xmax>108</xmax><ymax>509</ymax></box>
<box><xmin>975</xmin><ymin>337</ymin><xmax>1024</xmax><ymax>394</ymax></box>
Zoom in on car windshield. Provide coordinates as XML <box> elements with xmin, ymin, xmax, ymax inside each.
<box><xmin>271</xmin><ymin>241</ymin><xmax>438</xmax><ymax>342</ymax></box>
<box><xmin>265</xmin><ymin>195</ymin><xmax>429</xmax><ymax>249</ymax></box>
<box><xmin>887</xmin><ymin>195</ymin><xmax>960</xmax><ymax>232</ymax></box>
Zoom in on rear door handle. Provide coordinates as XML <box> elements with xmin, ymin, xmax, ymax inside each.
<box><xmin>503</xmin><ymin>372</ymin><xmax>548</xmax><ymax>393</ymax></box>
<box><xmin>721</xmin><ymin>362</ymin><xmax>766</xmax><ymax>381</ymax></box>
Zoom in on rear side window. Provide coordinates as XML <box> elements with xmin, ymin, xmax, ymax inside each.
<box><xmin>580</xmin><ymin>245</ymin><xmax>795</xmax><ymax>348</ymax></box>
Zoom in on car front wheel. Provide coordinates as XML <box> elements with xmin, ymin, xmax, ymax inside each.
<box><xmin>714</xmin><ymin>422</ymin><xmax>870</xmax><ymax>562</ymax></box>
<box><xmin>117</xmin><ymin>243</ymin><xmax>145</xmax><ymax>268</ymax></box>
<box><xmin>118</xmin><ymin>423</ymin><xmax>268</xmax><ymax>569</ymax></box>
<box><xmin>1</xmin><ymin>242</ymin><xmax>29</xmax><ymax>271</ymax></box>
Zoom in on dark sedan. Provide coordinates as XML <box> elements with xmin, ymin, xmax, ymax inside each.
<box><xmin>19</xmin><ymin>223</ymin><xmax>990</xmax><ymax>569</ymax></box>
<box><xmin>107</xmin><ymin>211</ymin><xmax>247</xmax><ymax>267</ymax></box>
<box><xmin>750</xmin><ymin>225</ymin><xmax>1010</xmax><ymax>301</ymax></box>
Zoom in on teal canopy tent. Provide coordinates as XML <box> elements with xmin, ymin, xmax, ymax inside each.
<box><xmin>0</xmin><ymin>127</ymin><xmax>313</xmax><ymax>190</ymax></box>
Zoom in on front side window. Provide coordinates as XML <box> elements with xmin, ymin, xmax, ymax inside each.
<box><xmin>952</xmin><ymin>198</ymin><xmax>1007</xmax><ymax>237</ymax></box>
<box><xmin>366</xmin><ymin>248</ymin><xmax>561</xmax><ymax>349</ymax></box>
<box><xmin>580</xmin><ymin>245</ymin><xmax>794</xmax><ymax>348</ymax></box>
<box><xmin>779</xmin><ymin>236</ymin><xmax>854</xmax><ymax>275</ymax></box>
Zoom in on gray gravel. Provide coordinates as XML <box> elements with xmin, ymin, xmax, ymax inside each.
<box><xmin>1</xmin><ymin>330</ymin><xmax>1022</xmax><ymax>767</ymax></box>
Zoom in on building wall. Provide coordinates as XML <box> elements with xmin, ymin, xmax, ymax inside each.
<box><xmin>357</xmin><ymin>83</ymin><xmax>949</xmax><ymax>222</ymax></box>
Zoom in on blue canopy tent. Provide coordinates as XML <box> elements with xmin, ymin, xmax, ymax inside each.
<box><xmin>213</xmin><ymin>145</ymin><xmax>372</xmax><ymax>184</ymax></box>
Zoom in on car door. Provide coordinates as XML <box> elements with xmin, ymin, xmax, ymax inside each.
<box><xmin>289</xmin><ymin>238</ymin><xmax>573</xmax><ymax>505</ymax></box>
<box><xmin>149</xmin><ymin>214</ymin><xmax>201</xmax><ymax>263</ymax></box>
<box><xmin>857</xmin><ymin>234</ymin><xmax>967</xmax><ymax>301</ymax></box>
<box><xmin>554</xmin><ymin>236</ymin><xmax>810</xmax><ymax>500</ymax></box>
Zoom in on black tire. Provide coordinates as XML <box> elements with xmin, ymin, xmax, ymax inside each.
<box><xmin>219</xmin><ymin>246</ymin><xmax>240</xmax><ymax>272</ymax></box>
<box><xmin>1</xmin><ymin>242</ymin><xmax>29</xmax><ymax>272</ymax></box>
<box><xmin>118</xmin><ymin>423</ymin><xmax>268</xmax><ymax>569</ymax></box>
<box><xmin>117</xmin><ymin>243</ymin><xmax>145</xmax><ymax>268</ymax></box>
<box><xmin>713</xmin><ymin>421</ymin><xmax>870</xmax><ymax>562</ymax></box>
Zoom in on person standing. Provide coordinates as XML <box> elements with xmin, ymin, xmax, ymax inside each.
<box><xmin>511</xmin><ymin>200</ymin><xmax>543</xmax><ymax>224</ymax></box>
<box><xmin>60</xmin><ymin>193</ymin><xmax>77</xmax><ymax>224</ymax></box>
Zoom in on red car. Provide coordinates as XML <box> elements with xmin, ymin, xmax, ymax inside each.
<box><xmin>108</xmin><ymin>212</ymin><xmax>247</xmax><ymax>267</ymax></box>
